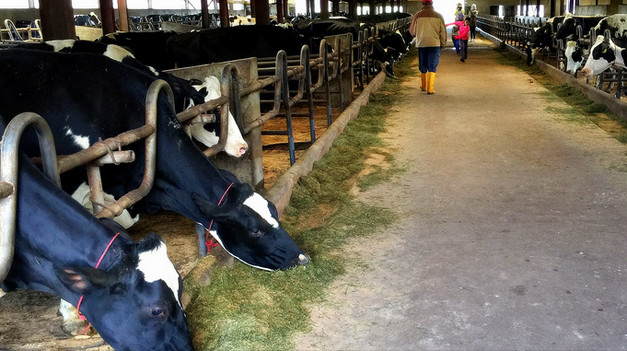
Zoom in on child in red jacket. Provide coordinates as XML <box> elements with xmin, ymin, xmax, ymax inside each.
<box><xmin>456</xmin><ymin>18</ymin><xmax>470</xmax><ymax>62</ymax></box>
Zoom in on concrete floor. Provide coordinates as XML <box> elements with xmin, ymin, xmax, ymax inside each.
<box><xmin>295</xmin><ymin>41</ymin><xmax>627</xmax><ymax>350</ymax></box>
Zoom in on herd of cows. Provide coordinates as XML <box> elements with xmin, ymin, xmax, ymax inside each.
<box><xmin>526</xmin><ymin>13</ymin><xmax>626</xmax><ymax>81</ymax></box>
<box><xmin>0</xmin><ymin>15</ymin><xmax>413</xmax><ymax>350</ymax></box>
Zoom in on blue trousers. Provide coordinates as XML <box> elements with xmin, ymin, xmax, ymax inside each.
<box><xmin>418</xmin><ymin>47</ymin><xmax>441</xmax><ymax>73</ymax></box>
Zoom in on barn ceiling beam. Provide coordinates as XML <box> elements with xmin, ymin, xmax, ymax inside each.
<box><xmin>39</xmin><ymin>0</ymin><xmax>75</xmax><ymax>40</ymax></box>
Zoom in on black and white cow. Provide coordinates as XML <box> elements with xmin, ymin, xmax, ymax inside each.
<box><xmin>593</xmin><ymin>14</ymin><xmax>627</xmax><ymax>46</ymax></box>
<box><xmin>166</xmin><ymin>25</ymin><xmax>308</xmax><ymax>67</ymax></box>
<box><xmin>526</xmin><ymin>16</ymin><xmax>565</xmax><ymax>65</ymax></box>
<box><xmin>0</xmin><ymin>119</ymin><xmax>192</xmax><ymax>350</ymax></box>
<box><xmin>580</xmin><ymin>15</ymin><xmax>627</xmax><ymax>77</ymax></box>
<box><xmin>97</xmin><ymin>31</ymin><xmax>178</xmax><ymax>71</ymax></box>
<box><xmin>14</xmin><ymin>39</ymin><xmax>248</xmax><ymax>158</ymax></box>
<box><xmin>555</xmin><ymin>14</ymin><xmax>606</xmax><ymax>41</ymax></box>
<box><xmin>564</xmin><ymin>39</ymin><xmax>585</xmax><ymax>74</ymax></box>
<box><xmin>580</xmin><ymin>35</ymin><xmax>626</xmax><ymax>77</ymax></box>
<box><xmin>0</xmin><ymin>49</ymin><xmax>308</xmax><ymax>272</ymax></box>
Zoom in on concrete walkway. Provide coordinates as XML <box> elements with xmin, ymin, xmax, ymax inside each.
<box><xmin>295</xmin><ymin>41</ymin><xmax>627</xmax><ymax>350</ymax></box>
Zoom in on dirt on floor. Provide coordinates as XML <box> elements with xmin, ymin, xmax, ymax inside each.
<box><xmin>294</xmin><ymin>36</ymin><xmax>627</xmax><ymax>350</ymax></box>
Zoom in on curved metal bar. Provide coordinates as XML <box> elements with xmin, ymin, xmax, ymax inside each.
<box><xmin>93</xmin><ymin>79</ymin><xmax>171</xmax><ymax>219</ymax></box>
<box><xmin>300</xmin><ymin>44</ymin><xmax>316</xmax><ymax>143</ymax></box>
<box><xmin>277</xmin><ymin>50</ymin><xmax>296</xmax><ymax>165</ymax></box>
<box><xmin>202</xmin><ymin>64</ymin><xmax>238</xmax><ymax>157</ymax></box>
<box><xmin>1</xmin><ymin>112</ymin><xmax>60</xmax><ymax>283</ymax></box>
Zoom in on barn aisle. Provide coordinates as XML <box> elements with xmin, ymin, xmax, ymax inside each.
<box><xmin>294</xmin><ymin>40</ymin><xmax>627</xmax><ymax>350</ymax></box>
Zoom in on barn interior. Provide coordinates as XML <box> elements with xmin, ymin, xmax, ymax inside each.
<box><xmin>0</xmin><ymin>0</ymin><xmax>626</xmax><ymax>350</ymax></box>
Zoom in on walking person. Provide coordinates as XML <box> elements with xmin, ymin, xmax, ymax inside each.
<box><xmin>456</xmin><ymin>17</ymin><xmax>470</xmax><ymax>62</ymax></box>
<box><xmin>409</xmin><ymin>0</ymin><xmax>447</xmax><ymax>95</ymax></box>
<box><xmin>452</xmin><ymin>3</ymin><xmax>465</xmax><ymax>55</ymax></box>
<box><xmin>469</xmin><ymin>4</ymin><xmax>478</xmax><ymax>41</ymax></box>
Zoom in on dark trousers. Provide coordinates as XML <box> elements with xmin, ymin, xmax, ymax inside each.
<box><xmin>453</xmin><ymin>38</ymin><xmax>460</xmax><ymax>54</ymax></box>
<box><xmin>418</xmin><ymin>47</ymin><xmax>442</xmax><ymax>73</ymax></box>
<box><xmin>470</xmin><ymin>26</ymin><xmax>476</xmax><ymax>40</ymax></box>
<box><xmin>459</xmin><ymin>39</ymin><xmax>468</xmax><ymax>60</ymax></box>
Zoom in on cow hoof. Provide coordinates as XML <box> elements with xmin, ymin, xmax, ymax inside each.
<box><xmin>62</xmin><ymin>319</ymin><xmax>93</xmax><ymax>337</ymax></box>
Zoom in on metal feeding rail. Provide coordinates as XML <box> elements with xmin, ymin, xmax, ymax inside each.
<box><xmin>1</xmin><ymin>17</ymin><xmax>411</xmax><ymax>270</ymax></box>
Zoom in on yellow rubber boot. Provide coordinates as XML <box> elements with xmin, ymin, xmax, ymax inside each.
<box><xmin>420</xmin><ymin>73</ymin><xmax>427</xmax><ymax>91</ymax></box>
<box><xmin>427</xmin><ymin>72</ymin><xmax>436</xmax><ymax>95</ymax></box>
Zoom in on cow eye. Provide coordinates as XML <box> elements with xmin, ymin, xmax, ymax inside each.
<box><xmin>251</xmin><ymin>229</ymin><xmax>263</xmax><ymax>238</ymax></box>
<box><xmin>151</xmin><ymin>307</ymin><xmax>166</xmax><ymax>317</ymax></box>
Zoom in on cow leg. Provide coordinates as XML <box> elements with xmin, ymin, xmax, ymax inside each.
<box><xmin>0</xmin><ymin>289</ymin><xmax>5</xmax><ymax>298</ymax></box>
<box><xmin>58</xmin><ymin>299</ymin><xmax>91</xmax><ymax>336</ymax></box>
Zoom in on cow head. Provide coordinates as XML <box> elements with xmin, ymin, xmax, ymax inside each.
<box><xmin>555</xmin><ymin>14</ymin><xmax>575</xmax><ymax>40</ymax></box>
<box><xmin>188</xmin><ymin>76</ymin><xmax>248</xmax><ymax>157</ymax></box>
<box><xmin>526</xmin><ymin>27</ymin><xmax>542</xmax><ymax>65</ymax></box>
<box><xmin>192</xmin><ymin>182</ymin><xmax>309</xmax><ymax>270</ymax></box>
<box><xmin>581</xmin><ymin>35</ymin><xmax>617</xmax><ymax>77</ymax></box>
<box><xmin>564</xmin><ymin>39</ymin><xmax>584</xmax><ymax>74</ymax></box>
<box><xmin>58</xmin><ymin>233</ymin><xmax>193</xmax><ymax>351</ymax></box>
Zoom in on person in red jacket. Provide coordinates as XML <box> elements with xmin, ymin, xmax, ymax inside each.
<box><xmin>447</xmin><ymin>18</ymin><xmax>470</xmax><ymax>62</ymax></box>
<box><xmin>456</xmin><ymin>18</ymin><xmax>470</xmax><ymax>62</ymax></box>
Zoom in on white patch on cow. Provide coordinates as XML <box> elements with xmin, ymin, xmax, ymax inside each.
<box><xmin>581</xmin><ymin>35</ymin><xmax>625</xmax><ymax>77</ymax></box>
<box><xmin>189</xmin><ymin>76</ymin><xmax>248</xmax><ymax>157</ymax></box>
<box><xmin>203</xmin><ymin>225</ymin><xmax>274</xmax><ymax>272</ymax></box>
<box><xmin>46</xmin><ymin>39</ymin><xmax>76</xmax><ymax>52</ymax></box>
<box><xmin>71</xmin><ymin>182</ymin><xmax>140</xmax><ymax>229</ymax></box>
<box><xmin>58</xmin><ymin>299</ymin><xmax>77</xmax><ymax>321</ymax></box>
<box><xmin>598</xmin><ymin>14</ymin><xmax>627</xmax><ymax>39</ymax></box>
<box><xmin>243</xmin><ymin>193</ymin><xmax>279</xmax><ymax>229</ymax></box>
<box><xmin>64</xmin><ymin>127</ymin><xmax>90</xmax><ymax>149</ymax></box>
<box><xmin>103</xmin><ymin>44</ymin><xmax>135</xmax><ymax>63</ymax></box>
<box><xmin>137</xmin><ymin>242</ymin><xmax>181</xmax><ymax>306</ymax></box>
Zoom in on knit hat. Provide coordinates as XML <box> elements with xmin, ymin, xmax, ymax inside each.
<box><xmin>422</xmin><ymin>0</ymin><xmax>432</xmax><ymax>3</ymax></box>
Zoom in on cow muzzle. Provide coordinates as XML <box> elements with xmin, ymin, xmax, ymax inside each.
<box><xmin>580</xmin><ymin>68</ymin><xmax>592</xmax><ymax>77</ymax></box>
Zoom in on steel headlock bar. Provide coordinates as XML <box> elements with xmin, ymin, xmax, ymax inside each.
<box><xmin>322</xmin><ymin>39</ymin><xmax>332</xmax><ymax>126</ymax></box>
<box><xmin>91</xmin><ymin>79</ymin><xmax>170</xmax><ymax>219</ymax></box>
<box><xmin>203</xmin><ymin>64</ymin><xmax>240</xmax><ymax>157</ymax></box>
<box><xmin>301</xmin><ymin>45</ymin><xmax>316</xmax><ymax>143</ymax></box>
<box><xmin>244</xmin><ymin>52</ymin><xmax>283</xmax><ymax>133</ymax></box>
<box><xmin>0</xmin><ymin>112</ymin><xmax>61</xmax><ymax>283</ymax></box>
<box><xmin>279</xmin><ymin>50</ymin><xmax>296</xmax><ymax>165</ymax></box>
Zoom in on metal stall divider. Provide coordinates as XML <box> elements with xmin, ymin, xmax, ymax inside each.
<box><xmin>0</xmin><ymin>112</ymin><xmax>61</xmax><ymax>283</ymax></box>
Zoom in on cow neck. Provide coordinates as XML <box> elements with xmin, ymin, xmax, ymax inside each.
<box><xmin>76</xmin><ymin>231</ymin><xmax>121</xmax><ymax>327</ymax></box>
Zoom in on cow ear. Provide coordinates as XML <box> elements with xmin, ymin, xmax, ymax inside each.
<box><xmin>56</xmin><ymin>266</ymin><xmax>115</xmax><ymax>294</ymax></box>
<box><xmin>191</xmin><ymin>193</ymin><xmax>226</xmax><ymax>218</ymax></box>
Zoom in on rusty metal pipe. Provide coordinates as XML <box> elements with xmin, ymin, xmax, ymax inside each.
<box><xmin>202</xmin><ymin>64</ymin><xmax>236</xmax><ymax>157</ymax></box>
<box><xmin>93</xmin><ymin>80</ymin><xmax>171</xmax><ymax>219</ymax></box>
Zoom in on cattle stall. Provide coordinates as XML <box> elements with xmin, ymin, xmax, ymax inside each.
<box><xmin>477</xmin><ymin>14</ymin><xmax>626</xmax><ymax>101</ymax></box>
<box><xmin>0</xmin><ymin>16</ymin><xmax>409</xmax><ymax>348</ymax></box>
